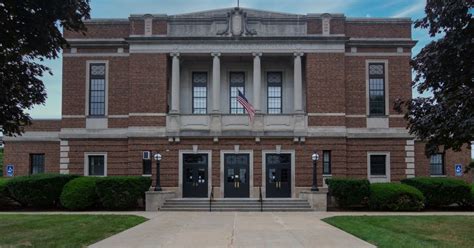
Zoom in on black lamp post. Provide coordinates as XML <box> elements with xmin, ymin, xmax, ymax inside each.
<box><xmin>311</xmin><ymin>151</ymin><xmax>319</xmax><ymax>191</ymax></box>
<box><xmin>154</xmin><ymin>152</ymin><xmax>162</xmax><ymax>191</ymax></box>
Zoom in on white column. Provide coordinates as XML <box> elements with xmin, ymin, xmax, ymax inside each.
<box><xmin>170</xmin><ymin>53</ymin><xmax>180</xmax><ymax>113</ymax></box>
<box><xmin>253</xmin><ymin>52</ymin><xmax>262</xmax><ymax>112</ymax></box>
<box><xmin>211</xmin><ymin>52</ymin><xmax>221</xmax><ymax>113</ymax></box>
<box><xmin>293</xmin><ymin>52</ymin><xmax>304</xmax><ymax>113</ymax></box>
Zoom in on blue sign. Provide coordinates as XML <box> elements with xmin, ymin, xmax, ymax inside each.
<box><xmin>6</xmin><ymin>164</ymin><xmax>14</xmax><ymax>177</ymax></box>
<box><xmin>455</xmin><ymin>164</ymin><xmax>463</xmax><ymax>177</ymax></box>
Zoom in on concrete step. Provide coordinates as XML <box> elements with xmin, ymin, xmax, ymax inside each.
<box><xmin>161</xmin><ymin>198</ymin><xmax>312</xmax><ymax>212</ymax></box>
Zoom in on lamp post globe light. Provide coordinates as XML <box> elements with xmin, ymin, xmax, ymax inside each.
<box><xmin>154</xmin><ymin>152</ymin><xmax>162</xmax><ymax>191</ymax></box>
<box><xmin>311</xmin><ymin>151</ymin><xmax>319</xmax><ymax>191</ymax></box>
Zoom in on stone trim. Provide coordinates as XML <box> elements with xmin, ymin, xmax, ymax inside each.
<box><xmin>261</xmin><ymin>150</ymin><xmax>296</xmax><ymax>198</ymax></box>
<box><xmin>405</xmin><ymin>139</ymin><xmax>415</xmax><ymax>178</ymax></box>
<box><xmin>63</xmin><ymin>53</ymin><xmax>129</xmax><ymax>57</ymax></box>
<box><xmin>84</xmin><ymin>152</ymin><xmax>108</xmax><ymax>176</ymax></box>
<box><xmin>59</xmin><ymin>140</ymin><xmax>70</xmax><ymax>174</ymax></box>
<box><xmin>345</xmin><ymin>52</ymin><xmax>411</xmax><ymax>57</ymax></box>
<box><xmin>220</xmin><ymin>150</ymin><xmax>254</xmax><ymax>198</ymax></box>
<box><xmin>178</xmin><ymin>150</ymin><xmax>212</xmax><ymax>198</ymax></box>
<box><xmin>367</xmin><ymin>151</ymin><xmax>391</xmax><ymax>183</ymax></box>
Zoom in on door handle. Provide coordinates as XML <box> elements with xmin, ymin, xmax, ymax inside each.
<box><xmin>237</xmin><ymin>181</ymin><xmax>240</xmax><ymax>188</ymax></box>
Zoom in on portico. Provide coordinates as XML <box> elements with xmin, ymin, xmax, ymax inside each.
<box><xmin>165</xmin><ymin>51</ymin><xmax>310</xmax><ymax>136</ymax></box>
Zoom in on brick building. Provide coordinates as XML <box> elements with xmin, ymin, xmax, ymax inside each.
<box><xmin>3</xmin><ymin>8</ymin><xmax>472</xmax><ymax>198</ymax></box>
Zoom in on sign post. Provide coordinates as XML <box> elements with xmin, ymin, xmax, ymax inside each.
<box><xmin>455</xmin><ymin>164</ymin><xmax>463</xmax><ymax>177</ymax></box>
<box><xmin>6</xmin><ymin>164</ymin><xmax>14</xmax><ymax>177</ymax></box>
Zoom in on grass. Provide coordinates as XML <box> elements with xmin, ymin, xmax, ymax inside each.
<box><xmin>323</xmin><ymin>215</ymin><xmax>474</xmax><ymax>248</ymax></box>
<box><xmin>0</xmin><ymin>214</ymin><xmax>147</xmax><ymax>248</ymax></box>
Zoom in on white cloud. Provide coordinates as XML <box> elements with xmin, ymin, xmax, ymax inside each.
<box><xmin>392</xmin><ymin>0</ymin><xmax>425</xmax><ymax>18</ymax></box>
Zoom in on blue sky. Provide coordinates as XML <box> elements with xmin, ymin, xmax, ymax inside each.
<box><xmin>30</xmin><ymin>0</ymin><xmax>431</xmax><ymax>119</ymax></box>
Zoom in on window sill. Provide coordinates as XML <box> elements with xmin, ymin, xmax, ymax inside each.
<box><xmin>322</xmin><ymin>174</ymin><xmax>332</xmax><ymax>177</ymax></box>
<box><xmin>142</xmin><ymin>174</ymin><xmax>152</xmax><ymax>177</ymax></box>
<box><xmin>87</xmin><ymin>115</ymin><xmax>107</xmax><ymax>119</ymax></box>
<box><xmin>367</xmin><ymin>115</ymin><xmax>388</xmax><ymax>118</ymax></box>
<box><xmin>430</xmin><ymin>175</ymin><xmax>447</xmax><ymax>177</ymax></box>
<box><xmin>369</xmin><ymin>175</ymin><xmax>387</xmax><ymax>178</ymax></box>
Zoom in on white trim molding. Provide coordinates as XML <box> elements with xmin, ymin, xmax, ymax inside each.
<box><xmin>405</xmin><ymin>139</ymin><xmax>416</xmax><ymax>178</ymax></box>
<box><xmin>367</xmin><ymin>152</ymin><xmax>391</xmax><ymax>183</ymax></box>
<box><xmin>84</xmin><ymin>152</ymin><xmax>108</xmax><ymax>176</ymax></box>
<box><xmin>178</xmin><ymin>150</ymin><xmax>212</xmax><ymax>198</ymax></box>
<box><xmin>220</xmin><ymin>150</ymin><xmax>254</xmax><ymax>198</ymax></box>
<box><xmin>261</xmin><ymin>150</ymin><xmax>296</xmax><ymax>198</ymax></box>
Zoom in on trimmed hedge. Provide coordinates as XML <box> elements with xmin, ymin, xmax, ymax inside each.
<box><xmin>369</xmin><ymin>183</ymin><xmax>424</xmax><ymax>211</ymax></box>
<box><xmin>471</xmin><ymin>184</ymin><xmax>474</xmax><ymax>206</ymax></box>
<box><xmin>60</xmin><ymin>177</ymin><xmax>100</xmax><ymax>210</ymax></box>
<box><xmin>326</xmin><ymin>178</ymin><xmax>370</xmax><ymax>208</ymax></box>
<box><xmin>0</xmin><ymin>178</ymin><xmax>10</xmax><ymax>199</ymax></box>
<box><xmin>401</xmin><ymin>177</ymin><xmax>471</xmax><ymax>208</ymax></box>
<box><xmin>6</xmin><ymin>174</ymin><xmax>78</xmax><ymax>208</ymax></box>
<box><xmin>95</xmin><ymin>176</ymin><xmax>151</xmax><ymax>210</ymax></box>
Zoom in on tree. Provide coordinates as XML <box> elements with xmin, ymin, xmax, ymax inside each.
<box><xmin>0</xmin><ymin>0</ymin><xmax>90</xmax><ymax>136</ymax></box>
<box><xmin>396</xmin><ymin>0</ymin><xmax>473</xmax><ymax>156</ymax></box>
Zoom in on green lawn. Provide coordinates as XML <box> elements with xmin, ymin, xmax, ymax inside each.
<box><xmin>0</xmin><ymin>214</ymin><xmax>147</xmax><ymax>248</ymax></box>
<box><xmin>323</xmin><ymin>215</ymin><xmax>474</xmax><ymax>248</ymax></box>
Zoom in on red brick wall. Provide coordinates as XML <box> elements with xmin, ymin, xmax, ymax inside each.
<box><xmin>130</xmin><ymin>20</ymin><xmax>144</xmax><ymax>35</ymax></box>
<box><xmin>307</xmin><ymin>19</ymin><xmax>322</xmax><ymax>34</ymax></box>
<box><xmin>129</xmin><ymin>53</ymin><xmax>169</xmax><ymax>120</ymax></box>
<box><xmin>415</xmin><ymin>142</ymin><xmax>473</xmax><ymax>182</ymax></box>
<box><xmin>64</xmin><ymin>23</ymin><xmax>130</xmax><ymax>39</ymax></box>
<box><xmin>347</xmin><ymin>139</ymin><xmax>407</xmax><ymax>181</ymax></box>
<box><xmin>345</xmin><ymin>22</ymin><xmax>411</xmax><ymax>38</ymax></box>
<box><xmin>3</xmin><ymin>142</ymin><xmax>60</xmax><ymax>176</ymax></box>
<box><xmin>153</xmin><ymin>20</ymin><xmax>168</xmax><ymax>35</ymax></box>
<box><xmin>24</xmin><ymin>120</ymin><xmax>61</xmax><ymax>132</ymax></box>
<box><xmin>306</xmin><ymin>53</ymin><xmax>346</xmax><ymax>126</ymax></box>
<box><xmin>330</xmin><ymin>19</ymin><xmax>345</xmax><ymax>34</ymax></box>
<box><xmin>62</xmin><ymin>56</ymin><xmax>130</xmax><ymax>120</ymax></box>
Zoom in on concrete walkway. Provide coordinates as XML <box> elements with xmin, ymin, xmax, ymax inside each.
<box><xmin>4</xmin><ymin>211</ymin><xmax>474</xmax><ymax>248</ymax></box>
<box><xmin>89</xmin><ymin>212</ymin><xmax>376</xmax><ymax>248</ymax></box>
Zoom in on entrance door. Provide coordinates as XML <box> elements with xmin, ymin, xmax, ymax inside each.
<box><xmin>266</xmin><ymin>154</ymin><xmax>291</xmax><ymax>198</ymax></box>
<box><xmin>182</xmin><ymin>154</ymin><xmax>208</xmax><ymax>198</ymax></box>
<box><xmin>224</xmin><ymin>154</ymin><xmax>250</xmax><ymax>198</ymax></box>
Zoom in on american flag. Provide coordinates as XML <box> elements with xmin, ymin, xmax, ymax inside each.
<box><xmin>237</xmin><ymin>90</ymin><xmax>256</xmax><ymax>122</ymax></box>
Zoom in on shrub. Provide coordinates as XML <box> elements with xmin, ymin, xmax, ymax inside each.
<box><xmin>401</xmin><ymin>177</ymin><xmax>471</xmax><ymax>208</ymax></box>
<box><xmin>471</xmin><ymin>184</ymin><xmax>474</xmax><ymax>206</ymax></box>
<box><xmin>0</xmin><ymin>178</ymin><xmax>10</xmax><ymax>199</ymax></box>
<box><xmin>6</xmin><ymin>174</ymin><xmax>78</xmax><ymax>208</ymax></box>
<box><xmin>326</xmin><ymin>178</ymin><xmax>370</xmax><ymax>208</ymax></box>
<box><xmin>60</xmin><ymin>177</ymin><xmax>100</xmax><ymax>210</ymax></box>
<box><xmin>369</xmin><ymin>183</ymin><xmax>424</xmax><ymax>211</ymax></box>
<box><xmin>95</xmin><ymin>176</ymin><xmax>151</xmax><ymax>210</ymax></box>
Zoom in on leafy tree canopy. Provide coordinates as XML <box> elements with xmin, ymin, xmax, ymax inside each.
<box><xmin>0</xmin><ymin>0</ymin><xmax>90</xmax><ymax>135</ymax></box>
<box><xmin>396</xmin><ymin>0</ymin><xmax>473</xmax><ymax>155</ymax></box>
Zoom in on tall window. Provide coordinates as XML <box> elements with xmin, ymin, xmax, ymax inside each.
<box><xmin>430</xmin><ymin>154</ymin><xmax>444</xmax><ymax>175</ymax></box>
<box><xmin>370</xmin><ymin>154</ymin><xmax>386</xmax><ymax>176</ymax></box>
<box><xmin>267</xmin><ymin>72</ymin><xmax>282</xmax><ymax>114</ymax></box>
<box><xmin>323</xmin><ymin>150</ymin><xmax>331</xmax><ymax>175</ymax></box>
<box><xmin>192</xmin><ymin>72</ymin><xmax>208</xmax><ymax>114</ymax></box>
<box><xmin>230</xmin><ymin>72</ymin><xmax>245</xmax><ymax>114</ymax></box>
<box><xmin>368</xmin><ymin>63</ymin><xmax>385</xmax><ymax>116</ymax></box>
<box><xmin>89</xmin><ymin>63</ymin><xmax>106</xmax><ymax>116</ymax></box>
<box><xmin>30</xmin><ymin>154</ymin><xmax>45</xmax><ymax>174</ymax></box>
<box><xmin>88</xmin><ymin>155</ymin><xmax>105</xmax><ymax>176</ymax></box>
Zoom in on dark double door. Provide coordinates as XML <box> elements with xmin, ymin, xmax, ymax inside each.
<box><xmin>266</xmin><ymin>154</ymin><xmax>291</xmax><ymax>198</ymax></box>
<box><xmin>224</xmin><ymin>154</ymin><xmax>250</xmax><ymax>198</ymax></box>
<box><xmin>182</xmin><ymin>154</ymin><xmax>208</xmax><ymax>198</ymax></box>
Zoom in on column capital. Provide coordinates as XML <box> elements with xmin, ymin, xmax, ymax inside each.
<box><xmin>293</xmin><ymin>52</ymin><xmax>304</xmax><ymax>57</ymax></box>
<box><xmin>252</xmin><ymin>52</ymin><xmax>263</xmax><ymax>57</ymax></box>
<box><xmin>211</xmin><ymin>52</ymin><xmax>221</xmax><ymax>57</ymax></box>
<box><xmin>170</xmin><ymin>52</ymin><xmax>180</xmax><ymax>57</ymax></box>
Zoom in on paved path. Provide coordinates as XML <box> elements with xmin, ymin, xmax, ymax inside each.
<box><xmin>89</xmin><ymin>212</ymin><xmax>375</xmax><ymax>248</ymax></box>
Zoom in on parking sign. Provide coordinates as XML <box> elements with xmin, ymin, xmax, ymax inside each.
<box><xmin>6</xmin><ymin>164</ymin><xmax>14</xmax><ymax>177</ymax></box>
<box><xmin>455</xmin><ymin>164</ymin><xmax>462</xmax><ymax>177</ymax></box>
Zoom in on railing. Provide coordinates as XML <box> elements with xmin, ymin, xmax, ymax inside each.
<box><xmin>259</xmin><ymin>186</ymin><xmax>263</xmax><ymax>212</ymax></box>
<box><xmin>209</xmin><ymin>185</ymin><xmax>214</xmax><ymax>212</ymax></box>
